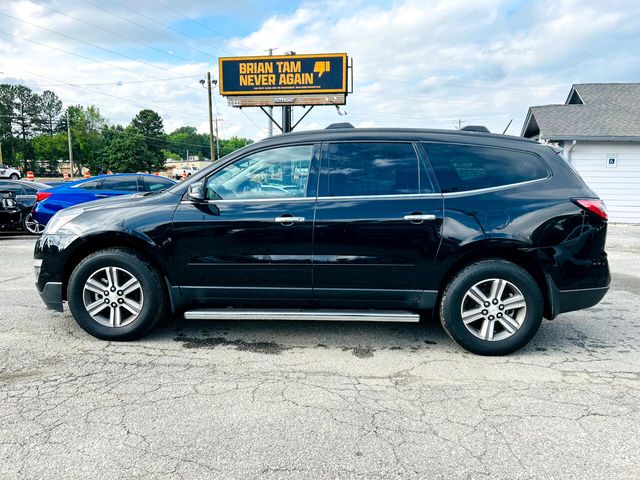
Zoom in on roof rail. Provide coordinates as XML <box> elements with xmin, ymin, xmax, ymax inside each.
<box><xmin>461</xmin><ymin>125</ymin><xmax>491</xmax><ymax>133</ymax></box>
<box><xmin>326</xmin><ymin>122</ymin><xmax>354</xmax><ymax>129</ymax></box>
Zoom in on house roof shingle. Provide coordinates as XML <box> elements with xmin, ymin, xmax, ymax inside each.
<box><xmin>521</xmin><ymin>83</ymin><xmax>640</xmax><ymax>140</ymax></box>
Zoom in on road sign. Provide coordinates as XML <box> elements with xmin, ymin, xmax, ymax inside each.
<box><xmin>219</xmin><ymin>53</ymin><xmax>348</xmax><ymax>97</ymax></box>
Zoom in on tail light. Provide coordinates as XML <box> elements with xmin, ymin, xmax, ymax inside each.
<box><xmin>36</xmin><ymin>191</ymin><xmax>53</xmax><ymax>202</ymax></box>
<box><xmin>573</xmin><ymin>198</ymin><xmax>608</xmax><ymax>221</ymax></box>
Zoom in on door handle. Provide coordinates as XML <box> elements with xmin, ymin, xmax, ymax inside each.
<box><xmin>274</xmin><ymin>216</ymin><xmax>305</xmax><ymax>225</ymax></box>
<box><xmin>403</xmin><ymin>214</ymin><xmax>436</xmax><ymax>222</ymax></box>
<box><xmin>95</xmin><ymin>194</ymin><xmax>109</xmax><ymax>198</ymax></box>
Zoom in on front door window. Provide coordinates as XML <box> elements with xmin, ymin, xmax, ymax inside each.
<box><xmin>206</xmin><ymin>145</ymin><xmax>313</xmax><ymax>200</ymax></box>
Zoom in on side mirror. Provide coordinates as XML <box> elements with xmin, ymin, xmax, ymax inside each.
<box><xmin>188</xmin><ymin>182</ymin><xmax>205</xmax><ymax>202</ymax></box>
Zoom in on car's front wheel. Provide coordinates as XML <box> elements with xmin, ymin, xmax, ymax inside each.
<box><xmin>9</xmin><ymin>173</ymin><xmax>19</xmax><ymax>180</ymax></box>
<box><xmin>440</xmin><ymin>259</ymin><xmax>543</xmax><ymax>355</ymax></box>
<box><xmin>67</xmin><ymin>248</ymin><xmax>167</xmax><ymax>340</ymax></box>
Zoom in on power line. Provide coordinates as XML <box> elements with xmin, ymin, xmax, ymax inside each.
<box><xmin>239</xmin><ymin>109</ymin><xmax>268</xmax><ymax>135</ymax></box>
<box><xmin>31</xmin><ymin>1</ymin><xmax>195</xmax><ymax>65</ymax></box>
<box><xmin>108</xmin><ymin>0</ymin><xmax>235</xmax><ymax>57</ymax></box>
<box><xmin>0</xmin><ymin>29</ymin><xmax>201</xmax><ymax>87</ymax></box>
<box><xmin>0</xmin><ymin>11</ymin><xmax>186</xmax><ymax>81</ymax></box>
<box><xmin>150</xmin><ymin>0</ymin><xmax>255</xmax><ymax>53</ymax></box>
<box><xmin>12</xmin><ymin>67</ymin><xmax>209</xmax><ymax>121</ymax></box>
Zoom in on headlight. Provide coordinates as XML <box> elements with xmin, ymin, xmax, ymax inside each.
<box><xmin>44</xmin><ymin>208</ymin><xmax>85</xmax><ymax>234</ymax></box>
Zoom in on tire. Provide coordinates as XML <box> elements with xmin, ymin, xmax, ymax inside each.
<box><xmin>439</xmin><ymin>259</ymin><xmax>543</xmax><ymax>356</ymax></box>
<box><xmin>10</xmin><ymin>173</ymin><xmax>19</xmax><ymax>180</ymax></box>
<box><xmin>22</xmin><ymin>211</ymin><xmax>45</xmax><ymax>235</ymax></box>
<box><xmin>67</xmin><ymin>248</ymin><xmax>168</xmax><ymax>340</ymax></box>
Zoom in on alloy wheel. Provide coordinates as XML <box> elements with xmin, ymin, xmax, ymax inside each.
<box><xmin>460</xmin><ymin>278</ymin><xmax>527</xmax><ymax>341</ymax></box>
<box><xmin>23</xmin><ymin>213</ymin><xmax>45</xmax><ymax>234</ymax></box>
<box><xmin>82</xmin><ymin>266</ymin><xmax>144</xmax><ymax>328</ymax></box>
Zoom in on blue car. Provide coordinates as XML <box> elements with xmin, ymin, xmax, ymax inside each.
<box><xmin>33</xmin><ymin>174</ymin><xmax>176</xmax><ymax>225</ymax></box>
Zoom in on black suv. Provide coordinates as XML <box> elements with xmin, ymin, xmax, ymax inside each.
<box><xmin>34</xmin><ymin>126</ymin><xmax>610</xmax><ymax>355</ymax></box>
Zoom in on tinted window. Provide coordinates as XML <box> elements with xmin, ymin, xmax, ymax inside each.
<box><xmin>206</xmin><ymin>145</ymin><xmax>313</xmax><ymax>200</ymax></box>
<box><xmin>23</xmin><ymin>185</ymin><xmax>38</xmax><ymax>195</ymax></box>
<box><xmin>0</xmin><ymin>183</ymin><xmax>24</xmax><ymax>195</ymax></box>
<box><xmin>75</xmin><ymin>179</ymin><xmax>100</xmax><ymax>190</ymax></box>
<box><xmin>144</xmin><ymin>177</ymin><xmax>174</xmax><ymax>192</ymax></box>
<box><xmin>424</xmin><ymin>143</ymin><xmax>548</xmax><ymax>193</ymax></box>
<box><xmin>323</xmin><ymin>142</ymin><xmax>427</xmax><ymax>197</ymax></box>
<box><xmin>98</xmin><ymin>177</ymin><xmax>140</xmax><ymax>191</ymax></box>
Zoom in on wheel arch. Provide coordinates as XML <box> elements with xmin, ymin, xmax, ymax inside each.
<box><xmin>436</xmin><ymin>244</ymin><xmax>552</xmax><ymax>319</ymax></box>
<box><xmin>62</xmin><ymin>232</ymin><xmax>171</xmax><ymax>304</ymax></box>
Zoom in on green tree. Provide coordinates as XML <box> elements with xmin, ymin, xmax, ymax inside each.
<box><xmin>130</xmin><ymin>109</ymin><xmax>165</xmax><ymax>170</ymax></box>
<box><xmin>33</xmin><ymin>133</ymin><xmax>68</xmax><ymax>174</ymax></box>
<box><xmin>34</xmin><ymin>90</ymin><xmax>62</xmax><ymax>136</ymax></box>
<box><xmin>165</xmin><ymin>125</ymin><xmax>209</xmax><ymax>160</ymax></box>
<box><xmin>58</xmin><ymin>105</ymin><xmax>108</xmax><ymax>174</ymax></box>
<box><xmin>219</xmin><ymin>136</ymin><xmax>253</xmax><ymax>157</ymax></box>
<box><xmin>102</xmin><ymin>130</ymin><xmax>155</xmax><ymax>173</ymax></box>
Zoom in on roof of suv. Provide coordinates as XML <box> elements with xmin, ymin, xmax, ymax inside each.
<box><xmin>256</xmin><ymin>126</ymin><xmax>539</xmax><ymax>148</ymax></box>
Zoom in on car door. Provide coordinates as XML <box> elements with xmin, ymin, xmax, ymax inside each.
<box><xmin>312</xmin><ymin>140</ymin><xmax>444</xmax><ymax>309</ymax></box>
<box><xmin>93</xmin><ymin>176</ymin><xmax>142</xmax><ymax>199</ymax></box>
<box><xmin>171</xmin><ymin>143</ymin><xmax>319</xmax><ymax>305</ymax></box>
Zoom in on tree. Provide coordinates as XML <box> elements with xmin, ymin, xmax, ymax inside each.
<box><xmin>33</xmin><ymin>133</ymin><xmax>68</xmax><ymax>174</ymax></box>
<box><xmin>58</xmin><ymin>105</ymin><xmax>108</xmax><ymax>174</ymax></box>
<box><xmin>219</xmin><ymin>136</ymin><xmax>253</xmax><ymax>157</ymax></box>
<box><xmin>102</xmin><ymin>130</ymin><xmax>156</xmax><ymax>173</ymax></box>
<box><xmin>130</xmin><ymin>109</ymin><xmax>165</xmax><ymax>170</ymax></box>
<box><xmin>35</xmin><ymin>90</ymin><xmax>62</xmax><ymax>136</ymax></box>
<box><xmin>165</xmin><ymin>125</ymin><xmax>209</xmax><ymax>160</ymax></box>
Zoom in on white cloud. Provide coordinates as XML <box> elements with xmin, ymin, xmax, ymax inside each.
<box><xmin>1</xmin><ymin>0</ymin><xmax>639</xmax><ymax>141</ymax></box>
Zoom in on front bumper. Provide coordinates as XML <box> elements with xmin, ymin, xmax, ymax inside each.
<box><xmin>37</xmin><ymin>281</ymin><xmax>64</xmax><ymax>312</ymax></box>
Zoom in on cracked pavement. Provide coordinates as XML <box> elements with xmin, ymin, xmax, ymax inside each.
<box><xmin>1</xmin><ymin>225</ymin><xmax>639</xmax><ymax>479</ymax></box>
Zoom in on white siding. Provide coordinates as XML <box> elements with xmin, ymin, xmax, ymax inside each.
<box><xmin>568</xmin><ymin>142</ymin><xmax>640</xmax><ymax>223</ymax></box>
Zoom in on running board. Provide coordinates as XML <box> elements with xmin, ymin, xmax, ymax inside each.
<box><xmin>183</xmin><ymin>309</ymin><xmax>420</xmax><ymax>323</ymax></box>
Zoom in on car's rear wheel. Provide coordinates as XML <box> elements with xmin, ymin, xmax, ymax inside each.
<box><xmin>439</xmin><ymin>259</ymin><xmax>543</xmax><ymax>355</ymax></box>
<box><xmin>10</xmin><ymin>173</ymin><xmax>19</xmax><ymax>180</ymax></box>
<box><xmin>22</xmin><ymin>211</ymin><xmax>45</xmax><ymax>235</ymax></box>
<box><xmin>67</xmin><ymin>248</ymin><xmax>167</xmax><ymax>340</ymax></box>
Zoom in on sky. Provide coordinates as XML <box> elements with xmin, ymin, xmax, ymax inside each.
<box><xmin>1</xmin><ymin>0</ymin><xmax>639</xmax><ymax>142</ymax></box>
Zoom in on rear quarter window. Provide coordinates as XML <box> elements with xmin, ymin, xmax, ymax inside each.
<box><xmin>423</xmin><ymin>143</ymin><xmax>549</xmax><ymax>193</ymax></box>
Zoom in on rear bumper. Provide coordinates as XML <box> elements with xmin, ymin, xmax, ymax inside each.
<box><xmin>546</xmin><ymin>274</ymin><xmax>609</xmax><ymax>319</ymax></box>
<box><xmin>37</xmin><ymin>281</ymin><xmax>64</xmax><ymax>312</ymax></box>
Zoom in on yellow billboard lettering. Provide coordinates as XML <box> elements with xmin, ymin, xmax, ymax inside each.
<box><xmin>240</xmin><ymin>62</ymin><xmax>273</xmax><ymax>74</ymax></box>
<box><xmin>239</xmin><ymin>63</ymin><xmax>247</xmax><ymax>74</ymax></box>
<box><xmin>240</xmin><ymin>74</ymin><xmax>276</xmax><ymax>86</ymax></box>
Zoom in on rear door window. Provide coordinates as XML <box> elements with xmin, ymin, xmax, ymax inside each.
<box><xmin>320</xmin><ymin>142</ymin><xmax>430</xmax><ymax>197</ymax></box>
<box><xmin>143</xmin><ymin>177</ymin><xmax>175</xmax><ymax>192</ymax></box>
<box><xmin>97</xmin><ymin>176</ymin><xmax>140</xmax><ymax>192</ymax></box>
<box><xmin>423</xmin><ymin>143</ymin><xmax>548</xmax><ymax>193</ymax></box>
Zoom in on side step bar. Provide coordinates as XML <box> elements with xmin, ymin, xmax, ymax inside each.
<box><xmin>183</xmin><ymin>309</ymin><xmax>420</xmax><ymax>323</ymax></box>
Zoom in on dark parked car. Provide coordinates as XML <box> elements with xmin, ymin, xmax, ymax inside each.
<box><xmin>0</xmin><ymin>180</ymin><xmax>51</xmax><ymax>234</ymax></box>
<box><xmin>32</xmin><ymin>174</ymin><xmax>176</xmax><ymax>225</ymax></box>
<box><xmin>0</xmin><ymin>190</ymin><xmax>21</xmax><ymax>230</ymax></box>
<box><xmin>34</xmin><ymin>125</ymin><xmax>610</xmax><ymax>355</ymax></box>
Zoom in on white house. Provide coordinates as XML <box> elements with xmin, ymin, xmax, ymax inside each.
<box><xmin>521</xmin><ymin>83</ymin><xmax>640</xmax><ymax>223</ymax></box>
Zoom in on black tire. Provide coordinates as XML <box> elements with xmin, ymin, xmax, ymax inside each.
<box><xmin>67</xmin><ymin>248</ymin><xmax>168</xmax><ymax>340</ymax></box>
<box><xmin>440</xmin><ymin>259</ymin><xmax>543</xmax><ymax>356</ymax></box>
<box><xmin>10</xmin><ymin>173</ymin><xmax>19</xmax><ymax>180</ymax></box>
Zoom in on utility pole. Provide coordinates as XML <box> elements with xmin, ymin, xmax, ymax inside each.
<box><xmin>214</xmin><ymin>118</ymin><xmax>224</xmax><ymax>160</ymax></box>
<box><xmin>66</xmin><ymin>109</ymin><xmax>74</xmax><ymax>178</ymax></box>
<box><xmin>454</xmin><ymin>119</ymin><xmax>465</xmax><ymax>130</ymax></box>
<box><xmin>0</xmin><ymin>141</ymin><xmax>3</xmax><ymax>165</ymax></box>
<box><xmin>265</xmin><ymin>47</ymin><xmax>277</xmax><ymax>136</ymax></box>
<box><xmin>206</xmin><ymin>71</ymin><xmax>215</xmax><ymax>161</ymax></box>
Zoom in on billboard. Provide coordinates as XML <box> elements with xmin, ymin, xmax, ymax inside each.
<box><xmin>219</xmin><ymin>53</ymin><xmax>348</xmax><ymax>97</ymax></box>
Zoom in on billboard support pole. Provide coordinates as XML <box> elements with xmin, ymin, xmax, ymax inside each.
<box><xmin>282</xmin><ymin>105</ymin><xmax>292</xmax><ymax>134</ymax></box>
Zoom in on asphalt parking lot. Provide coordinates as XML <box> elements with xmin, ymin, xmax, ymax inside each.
<box><xmin>1</xmin><ymin>226</ymin><xmax>639</xmax><ymax>479</ymax></box>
